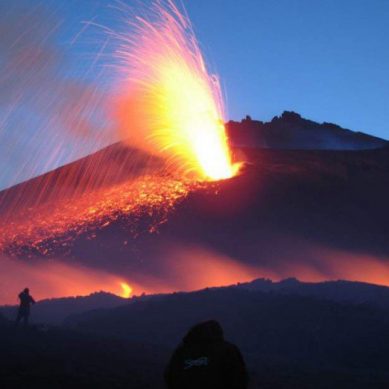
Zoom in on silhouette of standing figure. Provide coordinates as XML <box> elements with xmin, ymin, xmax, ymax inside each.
<box><xmin>164</xmin><ymin>320</ymin><xmax>248</xmax><ymax>389</ymax></box>
<box><xmin>16</xmin><ymin>288</ymin><xmax>35</xmax><ymax>326</ymax></box>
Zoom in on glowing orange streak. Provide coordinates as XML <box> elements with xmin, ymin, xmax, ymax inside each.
<box><xmin>120</xmin><ymin>282</ymin><xmax>133</xmax><ymax>298</ymax></box>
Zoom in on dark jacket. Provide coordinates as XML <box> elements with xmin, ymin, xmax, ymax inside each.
<box><xmin>164</xmin><ymin>321</ymin><xmax>248</xmax><ymax>389</ymax></box>
<box><xmin>18</xmin><ymin>291</ymin><xmax>35</xmax><ymax>312</ymax></box>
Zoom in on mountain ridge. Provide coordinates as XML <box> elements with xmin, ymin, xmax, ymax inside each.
<box><xmin>227</xmin><ymin>111</ymin><xmax>388</xmax><ymax>149</ymax></box>
<box><xmin>0</xmin><ymin>291</ymin><xmax>127</xmax><ymax>325</ymax></box>
<box><xmin>3</xmin><ymin>277</ymin><xmax>389</xmax><ymax>325</ymax></box>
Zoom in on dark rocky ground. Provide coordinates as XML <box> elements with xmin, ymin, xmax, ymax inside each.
<box><xmin>2</xmin><ymin>280</ymin><xmax>389</xmax><ymax>388</ymax></box>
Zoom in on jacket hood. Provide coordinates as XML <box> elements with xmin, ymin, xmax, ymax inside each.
<box><xmin>183</xmin><ymin>320</ymin><xmax>224</xmax><ymax>345</ymax></box>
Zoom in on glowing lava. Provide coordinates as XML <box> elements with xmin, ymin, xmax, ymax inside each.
<box><xmin>115</xmin><ymin>0</ymin><xmax>240</xmax><ymax>181</ymax></box>
<box><xmin>0</xmin><ymin>174</ymin><xmax>194</xmax><ymax>256</ymax></box>
<box><xmin>120</xmin><ymin>282</ymin><xmax>133</xmax><ymax>298</ymax></box>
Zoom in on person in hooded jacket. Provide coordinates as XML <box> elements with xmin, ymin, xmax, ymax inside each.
<box><xmin>164</xmin><ymin>320</ymin><xmax>248</xmax><ymax>389</ymax></box>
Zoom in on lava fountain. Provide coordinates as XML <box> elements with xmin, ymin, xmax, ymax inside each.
<box><xmin>114</xmin><ymin>0</ymin><xmax>240</xmax><ymax>181</ymax></box>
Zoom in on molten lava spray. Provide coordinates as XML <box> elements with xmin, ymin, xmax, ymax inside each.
<box><xmin>114</xmin><ymin>0</ymin><xmax>240</xmax><ymax>181</ymax></box>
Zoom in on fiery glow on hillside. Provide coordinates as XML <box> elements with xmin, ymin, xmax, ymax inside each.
<box><xmin>120</xmin><ymin>282</ymin><xmax>133</xmax><ymax>298</ymax></box>
<box><xmin>115</xmin><ymin>0</ymin><xmax>240</xmax><ymax>181</ymax></box>
<box><xmin>0</xmin><ymin>174</ymin><xmax>196</xmax><ymax>256</ymax></box>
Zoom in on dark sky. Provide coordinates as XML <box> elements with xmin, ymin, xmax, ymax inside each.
<box><xmin>0</xmin><ymin>0</ymin><xmax>388</xmax><ymax>189</ymax></box>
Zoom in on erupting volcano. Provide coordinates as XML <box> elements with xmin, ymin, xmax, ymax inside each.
<box><xmin>2</xmin><ymin>2</ymin><xmax>389</xmax><ymax>387</ymax></box>
<box><xmin>0</xmin><ymin>0</ymin><xmax>240</xmax><ymax>255</ymax></box>
<box><xmin>0</xmin><ymin>0</ymin><xmax>388</xmax><ymax>305</ymax></box>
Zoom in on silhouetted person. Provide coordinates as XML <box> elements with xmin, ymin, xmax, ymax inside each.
<box><xmin>164</xmin><ymin>320</ymin><xmax>248</xmax><ymax>389</ymax></box>
<box><xmin>16</xmin><ymin>288</ymin><xmax>35</xmax><ymax>326</ymax></box>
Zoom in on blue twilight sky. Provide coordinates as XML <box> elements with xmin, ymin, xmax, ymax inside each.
<box><xmin>61</xmin><ymin>0</ymin><xmax>389</xmax><ymax>137</ymax></box>
<box><xmin>185</xmin><ymin>0</ymin><xmax>389</xmax><ymax>139</ymax></box>
<box><xmin>0</xmin><ymin>0</ymin><xmax>388</xmax><ymax>189</ymax></box>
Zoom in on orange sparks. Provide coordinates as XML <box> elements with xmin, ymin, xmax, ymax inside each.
<box><xmin>115</xmin><ymin>0</ymin><xmax>241</xmax><ymax>181</ymax></box>
<box><xmin>0</xmin><ymin>174</ymin><xmax>195</xmax><ymax>255</ymax></box>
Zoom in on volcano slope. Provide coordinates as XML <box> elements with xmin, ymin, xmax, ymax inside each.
<box><xmin>0</xmin><ymin>110</ymin><xmax>389</xmax><ymax>292</ymax></box>
<box><xmin>0</xmin><ymin>141</ymin><xmax>389</xmax><ymax>291</ymax></box>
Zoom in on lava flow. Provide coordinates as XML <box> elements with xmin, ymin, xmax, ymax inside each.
<box><xmin>0</xmin><ymin>174</ymin><xmax>195</xmax><ymax>256</ymax></box>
